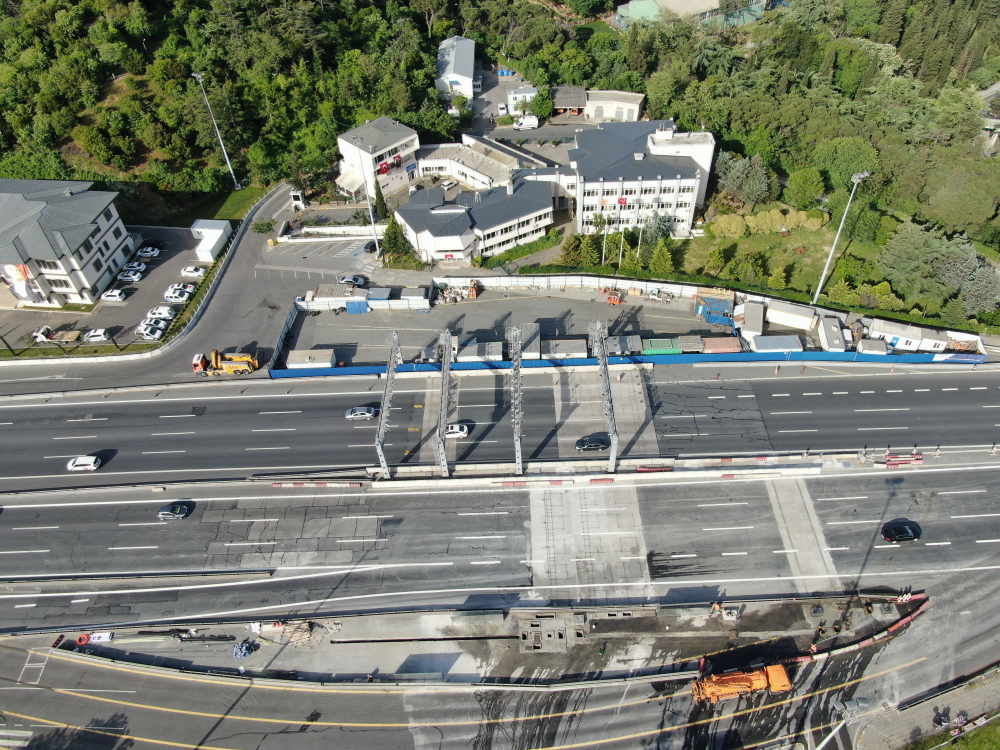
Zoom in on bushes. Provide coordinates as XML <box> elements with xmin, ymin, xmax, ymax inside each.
<box><xmin>712</xmin><ymin>213</ymin><xmax>748</xmax><ymax>238</ymax></box>
<box><xmin>481</xmin><ymin>230</ymin><xmax>561</xmax><ymax>269</ymax></box>
<box><xmin>712</xmin><ymin>207</ymin><xmax>828</xmax><ymax>238</ymax></box>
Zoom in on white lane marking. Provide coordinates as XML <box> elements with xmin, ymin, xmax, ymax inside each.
<box><xmin>245</xmin><ymin>447</ymin><xmax>289</xmax><ymax>451</ymax></box>
<box><xmin>771</xmin><ymin>411</ymin><xmax>812</xmax><ymax>415</ymax></box>
<box><xmin>915</xmin><ymin>389</ymin><xmax>930</xmax><ymax>392</ymax></box>
<box><xmin>67</xmin><ymin>418</ymin><xmax>107</xmax><ymax>422</ymax></box>
<box><xmin>832</xmin><ymin>391</ymin><xmax>848</xmax><ymax>395</ymax></box>
<box><xmin>708</xmin><ymin>396</ymin><xmax>726</xmax><ymax>400</ymax></box>
<box><xmin>11</xmin><ymin>526</ymin><xmax>58</xmax><ymax>531</ymax></box>
<box><xmin>470</xmin><ymin>560</ymin><xmax>502</xmax><ymax>565</ymax></box>
<box><xmin>952</xmin><ymin>513</ymin><xmax>1000</xmax><ymax>519</ymax></box>
<box><xmin>873</xmin><ymin>545</ymin><xmax>897</xmax><ymax>549</ymax></box>
<box><xmin>118</xmin><ymin>522</ymin><xmax>166</xmax><ymax>527</ymax></box>
<box><xmin>457</xmin><ymin>535</ymin><xmax>506</xmax><ymax>540</ymax></box>
<box><xmin>971</xmin><ymin>387</ymin><xmax>987</xmax><ymax>390</ymax></box>
<box><xmin>703</xmin><ymin>526</ymin><xmax>753</xmax><ymax>531</ymax></box>
<box><xmin>224</xmin><ymin>542</ymin><xmax>275</xmax><ymax>547</ymax></box>
<box><xmin>659</xmin><ymin>415</ymin><xmax>708</xmax><ymax>419</ymax></box>
<box><xmin>0</xmin><ymin>422</ymin><xmax>11</xmax><ymax>425</ymax></box>
<box><xmin>570</xmin><ymin>557</ymin><xmax>595</xmax><ymax>562</ymax></box>
<box><xmin>252</xmin><ymin>429</ymin><xmax>296</xmax><ymax>432</ymax></box>
<box><xmin>858</xmin><ymin>427</ymin><xmax>908</xmax><ymax>431</ymax></box>
<box><xmin>660</xmin><ymin>433</ymin><xmax>709</xmax><ymax>437</ymax></box>
<box><xmin>341</xmin><ymin>515</ymin><xmax>393</xmax><ymax>519</ymax></box>
<box><xmin>260</xmin><ymin>411</ymin><xmax>302</xmax><ymax>414</ymax></box>
<box><xmin>925</xmin><ymin>542</ymin><xmax>951</xmax><ymax>546</ymax></box>
<box><xmin>108</xmin><ymin>546</ymin><xmax>158</xmax><ymax>551</ymax></box>
<box><xmin>802</xmin><ymin>392</ymin><xmax>822</xmax><ymax>396</ymax></box>
<box><xmin>942</xmin><ymin>388</ymin><xmax>958</xmax><ymax>391</ymax></box>
<box><xmin>772</xmin><ymin>394</ymin><xmax>789</xmax><ymax>397</ymax></box>
<box><xmin>457</xmin><ymin>511</ymin><xmax>509</xmax><ymax>516</ymax></box>
<box><xmin>337</xmin><ymin>539</ymin><xmax>380</xmax><ymax>543</ymax></box>
<box><xmin>697</xmin><ymin>502</ymin><xmax>749</xmax><ymax>507</ymax></box>
<box><xmin>70</xmin><ymin>598</ymin><xmax>89</xmax><ymax>603</ymax></box>
<box><xmin>854</xmin><ymin>408</ymin><xmax>910</xmax><ymax>412</ymax></box>
<box><xmin>228</xmin><ymin>518</ymin><xmax>278</xmax><ymax>523</ymax></box>
<box><xmin>670</xmin><ymin>553</ymin><xmax>697</xmax><ymax>558</ymax></box>
<box><xmin>976</xmin><ymin>539</ymin><xmax>1000</xmax><ymax>544</ymax></box>
<box><xmin>825</xmin><ymin>547</ymin><xmax>850</xmax><ymax>551</ymax></box>
<box><xmin>738</xmin><ymin>395</ymin><xmax>755</xmax><ymax>398</ymax></box>
<box><xmin>779</xmin><ymin>429</ymin><xmax>817</xmax><ymax>433</ymax></box>
<box><xmin>886</xmin><ymin>390</ymin><xmax>902</xmax><ymax>393</ymax></box>
<box><xmin>621</xmin><ymin>556</ymin><xmax>646</xmax><ymax>561</ymax></box>
<box><xmin>861</xmin><ymin>390</ymin><xmax>874</xmax><ymax>394</ymax></box>
<box><xmin>721</xmin><ymin>552</ymin><xmax>747</xmax><ymax>556</ymax></box>
<box><xmin>14</xmin><ymin>604</ymin><xmax>35</xmax><ymax>608</ymax></box>
<box><xmin>817</xmin><ymin>496</ymin><xmax>868</xmax><ymax>501</ymax></box>
<box><xmin>52</xmin><ymin>435</ymin><xmax>97</xmax><ymax>440</ymax></box>
<box><xmin>773</xmin><ymin>550</ymin><xmax>798</xmax><ymax>554</ymax></box>
<box><xmin>150</xmin><ymin>432</ymin><xmax>195</xmax><ymax>436</ymax></box>
<box><xmin>827</xmin><ymin>520</ymin><xmax>880</xmax><ymax>525</ymax></box>
<box><xmin>141</xmin><ymin>451</ymin><xmax>186</xmax><ymax>455</ymax></box>
<box><xmin>159</xmin><ymin>415</ymin><xmax>195</xmax><ymax>418</ymax></box>
<box><xmin>0</xmin><ymin>550</ymin><xmax>48</xmax><ymax>555</ymax></box>
<box><xmin>939</xmin><ymin>490</ymin><xmax>987</xmax><ymax>495</ymax></box>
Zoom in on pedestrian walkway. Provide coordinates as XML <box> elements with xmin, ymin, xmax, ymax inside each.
<box><xmin>857</xmin><ymin>666</ymin><xmax>1000</xmax><ymax>749</ymax></box>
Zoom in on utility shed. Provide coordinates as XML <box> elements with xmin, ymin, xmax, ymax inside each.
<box><xmin>605</xmin><ymin>335</ymin><xmax>643</xmax><ymax>356</ymax></box>
<box><xmin>817</xmin><ymin>316</ymin><xmax>846</xmax><ymax>353</ymax></box>
<box><xmin>857</xmin><ymin>338</ymin><xmax>889</xmax><ymax>355</ymax></box>
<box><xmin>734</xmin><ymin>301</ymin><xmax>764</xmax><ymax>337</ymax></box>
<box><xmin>457</xmin><ymin>341</ymin><xmax>503</xmax><ymax>362</ymax></box>
<box><xmin>286</xmin><ymin>349</ymin><xmax>336</xmax><ymax>369</ymax></box>
<box><xmin>765</xmin><ymin>300</ymin><xmax>816</xmax><ymax>331</ymax></box>
<box><xmin>677</xmin><ymin>335</ymin><xmax>704</xmax><ymax>353</ymax></box>
<box><xmin>643</xmin><ymin>338</ymin><xmax>682</xmax><ymax>354</ymax></box>
<box><xmin>703</xmin><ymin>337</ymin><xmax>742</xmax><ymax>354</ymax></box>
<box><xmin>542</xmin><ymin>338</ymin><xmax>589</xmax><ymax>359</ymax></box>
<box><xmin>750</xmin><ymin>335</ymin><xmax>803</xmax><ymax>353</ymax></box>
<box><xmin>867</xmin><ymin>319</ymin><xmax>923</xmax><ymax>352</ymax></box>
<box><xmin>520</xmin><ymin>322</ymin><xmax>541</xmax><ymax>360</ymax></box>
<box><xmin>917</xmin><ymin>327</ymin><xmax>948</xmax><ymax>352</ymax></box>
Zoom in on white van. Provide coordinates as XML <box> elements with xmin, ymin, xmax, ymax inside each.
<box><xmin>513</xmin><ymin>116</ymin><xmax>539</xmax><ymax>130</ymax></box>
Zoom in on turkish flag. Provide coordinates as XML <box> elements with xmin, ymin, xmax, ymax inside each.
<box><xmin>379</xmin><ymin>162</ymin><xmax>390</xmax><ymax>175</ymax></box>
<box><xmin>618</xmin><ymin>197</ymin><xmax>627</xmax><ymax>205</ymax></box>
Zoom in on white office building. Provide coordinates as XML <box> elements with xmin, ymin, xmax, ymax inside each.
<box><xmin>507</xmin><ymin>86</ymin><xmax>538</xmax><ymax>115</ymax></box>
<box><xmin>336</xmin><ymin>117</ymin><xmax>421</xmax><ymax>200</ymax></box>
<box><xmin>584</xmin><ymin>90</ymin><xmax>645</xmax><ymax>122</ymax></box>
<box><xmin>0</xmin><ymin>179</ymin><xmax>137</xmax><ymax>307</ymax></box>
<box><xmin>436</xmin><ymin>36</ymin><xmax>478</xmax><ymax>100</ymax></box>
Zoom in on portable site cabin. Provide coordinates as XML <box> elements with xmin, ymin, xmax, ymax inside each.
<box><xmin>857</xmin><ymin>338</ymin><xmax>889</xmax><ymax>355</ymax></box>
<box><xmin>703</xmin><ymin>337</ymin><xmax>742</xmax><ymax>354</ymax></box>
<box><xmin>750</xmin><ymin>335</ymin><xmax>804</xmax><ymax>353</ymax></box>
<box><xmin>643</xmin><ymin>338</ymin><xmax>682</xmax><ymax>355</ymax></box>
<box><xmin>542</xmin><ymin>338</ymin><xmax>589</xmax><ymax>359</ymax></box>
<box><xmin>606</xmin><ymin>335</ymin><xmax>643</xmax><ymax>356</ymax></box>
<box><xmin>734</xmin><ymin>301</ymin><xmax>764</xmax><ymax>338</ymax></box>
<box><xmin>817</xmin><ymin>317</ymin><xmax>846</xmax><ymax>353</ymax></box>
<box><xmin>765</xmin><ymin>301</ymin><xmax>816</xmax><ymax>331</ymax></box>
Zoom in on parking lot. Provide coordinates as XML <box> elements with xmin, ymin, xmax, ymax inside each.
<box><xmin>256</xmin><ymin>237</ymin><xmax>379</xmax><ymax>283</ymax></box>
<box><xmin>0</xmin><ymin>225</ymin><xmax>209</xmax><ymax>352</ymax></box>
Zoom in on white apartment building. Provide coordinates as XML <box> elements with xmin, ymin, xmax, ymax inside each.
<box><xmin>0</xmin><ymin>179</ymin><xmax>136</xmax><ymax>307</ymax></box>
<box><xmin>436</xmin><ymin>36</ymin><xmax>478</xmax><ymax>100</ymax></box>
<box><xmin>523</xmin><ymin>120</ymin><xmax>715</xmax><ymax>237</ymax></box>
<box><xmin>336</xmin><ymin>117</ymin><xmax>420</xmax><ymax>200</ymax></box>
<box><xmin>395</xmin><ymin>180</ymin><xmax>553</xmax><ymax>263</ymax></box>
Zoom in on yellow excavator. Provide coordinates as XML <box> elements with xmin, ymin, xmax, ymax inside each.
<box><xmin>192</xmin><ymin>350</ymin><xmax>258</xmax><ymax>376</ymax></box>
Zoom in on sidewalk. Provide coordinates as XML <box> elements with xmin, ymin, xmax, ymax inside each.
<box><xmin>857</xmin><ymin>666</ymin><xmax>1000</xmax><ymax>749</ymax></box>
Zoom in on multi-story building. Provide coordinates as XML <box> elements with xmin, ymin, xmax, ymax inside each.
<box><xmin>0</xmin><ymin>179</ymin><xmax>136</xmax><ymax>307</ymax></box>
<box><xmin>436</xmin><ymin>36</ymin><xmax>478</xmax><ymax>100</ymax></box>
<box><xmin>524</xmin><ymin>120</ymin><xmax>715</xmax><ymax>237</ymax></box>
<box><xmin>336</xmin><ymin>117</ymin><xmax>421</xmax><ymax>200</ymax></box>
<box><xmin>394</xmin><ymin>180</ymin><xmax>554</xmax><ymax>263</ymax></box>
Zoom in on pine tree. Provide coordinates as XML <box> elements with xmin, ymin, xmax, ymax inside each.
<box><xmin>381</xmin><ymin>214</ymin><xmax>410</xmax><ymax>256</ymax></box>
<box><xmin>373</xmin><ymin>181</ymin><xmax>389</xmax><ymax>223</ymax></box>
<box><xmin>619</xmin><ymin>246</ymin><xmax>644</xmax><ymax>276</ymax></box>
<box><xmin>559</xmin><ymin>234</ymin><xmax>582</xmax><ymax>266</ymax></box>
<box><xmin>767</xmin><ymin>267</ymin><xmax>787</xmax><ymax>289</ymax></box>
<box><xmin>878</xmin><ymin>0</ymin><xmax>907</xmax><ymax>47</ymax></box>
<box><xmin>579</xmin><ymin>234</ymin><xmax>600</xmax><ymax>267</ymax></box>
<box><xmin>941</xmin><ymin>294</ymin><xmax>969</xmax><ymax>328</ymax></box>
<box><xmin>648</xmin><ymin>238</ymin><xmax>675</xmax><ymax>277</ymax></box>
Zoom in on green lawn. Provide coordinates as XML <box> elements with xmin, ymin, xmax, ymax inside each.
<box><xmin>161</xmin><ymin>186</ymin><xmax>269</xmax><ymax>228</ymax></box>
<box><xmin>574</xmin><ymin>20</ymin><xmax>620</xmax><ymax>39</ymax></box>
<box><xmin>0</xmin><ymin>341</ymin><xmax>159</xmax><ymax>359</ymax></box>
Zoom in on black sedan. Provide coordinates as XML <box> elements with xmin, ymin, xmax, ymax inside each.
<box><xmin>576</xmin><ymin>435</ymin><xmax>610</xmax><ymax>452</ymax></box>
<box><xmin>881</xmin><ymin>521</ymin><xmax>920</xmax><ymax>543</ymax></box>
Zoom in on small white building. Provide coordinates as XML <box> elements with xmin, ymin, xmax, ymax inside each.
<box><xmin>191</xmin><ymin>220</ymin><xmax>232</xmax><ymax>262</ymax></box>
<box><xmin>585</xmin><ymin>90</ymin><xmax>645</xmax><ymax>122</ymax></box>
<box><xmin>508</xmin><ymin>86</ymin><xmax>538</xmax><ymax>115</ymax></box>
<box><xmin>817</xmin><ymin>316</ymin><xmax>846</xmax><ymax>353</ymax></box>
<box><xmin>436</xmin><ymin>36</ymin><xmax>477</xmax><ymax>100</ymax></box>
<box><xmin>336</xmin><ymin>117</ymin><xmax>420</xmax><ymax>200</ymax></box>
<box><xmin>765</xmin><ymin>300</ymin><xmax>818</xmax><ymax>331</ymax></box>
<box><xmin>868</xmin><ymin>319</ymin><xmax>949</xmax><ymax>353</ymax></box>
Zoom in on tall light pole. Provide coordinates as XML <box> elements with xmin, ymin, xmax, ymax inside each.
<box><xmin>812</xmin><ymin>171</ymin><xmax>869</xmax><ymax>305</ymax></box>
<box><xmin>192</xmin><ymin>72</ymin><xmax>240</xmax><ymax>191</ymax></box>
<box><xmin>354</xmin><ymin>140</ymin><xmax>382</xmax><ymax>259</ymax></box>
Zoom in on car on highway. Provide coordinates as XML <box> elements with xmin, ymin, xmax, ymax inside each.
<box><xmin>123</xmin><ymin>261</ymin><xmax>146</xmax><ymax>273</ymax></box>
<box><xmin>157</xmin><ymin>503</ymin><xmax>190</xmax><ymax>520</ymax></box>
<box><xmin>101</xmin><ymin>289</ymin><xmax>126</xmax><ymax>302</ymax></box>
<box><xmin>164</xmin><ymin>290</ymin><xmax>191</xmax><ymax>303</ymax></box>
<box><xmin>141</xmin><ymin>317</ymin><xmax>170</xmax><ymax>332</ymax></box>
<box><xmin>83</xmin><ymin>329</ymin><xmax>110</xmax><ymax>343</ymax></box>
<box><xmin>363</xmin><ymin>240</ymin><xmax>377</xmax><ymax>253</ymax></box>
<box><xmin>117</xmin><ymin>270</ymin><xmax>142</xmax><ymax>282</ymax></box>
<box><xmin>575</xmin><ymin>435</ymin><xmax>610</xmax><ymax>452</ymax></box>
<box><xmin>135</xmin><ymin>324</ymin><xmax>164</xmax><ymax>341</ymax></box>
<box><xmin>339</xmin><ymin>275</ymin><xmax>367</xmax><ymax>287</ymax></box>
<box><xmin>147</xmin><ymin>306</ymin><xmax>176</xmax><ymax>320</ymax></box>
<box><xmin>497</xmin><ymin>103</ymin><xmax>508</xmax><ymax>117</ymax></box>
<box><xmin>67</xmin><ymin>455</ymin><xmax>101</xmax><ymax>471</ymax></box>
<box><xmin>168</xmin><ymin>283</ymin><xmax>196</xmax><ymax>294</ymax></box>
<box><xmin>136</xmin><ymin>246</ymin><xmax>161</xmax><ymax>258</ymax></box>
<box><xmin>345</xmin><ymin>406</ymin><xmax>376</xmax><ymax>421</ymax></box>
<box><xmin>445</xmin><ymin>423</ymin><xmax>469</xmax><ymax>439</ymax></box>
<box><xmin>180</xmin><ymin>266</ymin><xmax>207</xmax><ymax>278</ymax></box>
<box><xmin>513</xmin><ymin>115</ymin><xmax>539</xmax><ymax>130</ymax></box>
<box><xmin>881</xmin><ymin>521</ymin><xmax>920</xmax><ymax>543</ymax></box>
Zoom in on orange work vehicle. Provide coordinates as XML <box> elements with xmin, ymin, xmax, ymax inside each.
<box><xmin>692</xmin><ymin>664</ymin><xmax>792</xmax><ymax>705</ymax></box>
<box><xmin>192</xmin><ymin>350</ymin><xmax>258</xmax><ymax>376</ymax></box>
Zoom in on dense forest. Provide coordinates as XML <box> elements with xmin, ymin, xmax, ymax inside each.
<box><xmin>0</xmin><ymin>0</ymin><xmax>997</xmax><ymax>242</ymax></box>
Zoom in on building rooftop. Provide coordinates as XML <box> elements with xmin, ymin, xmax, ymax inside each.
<box><xmin>437</xmin><ymin>36</ymin><xmax>476</xmax><ymax>83</ymax></box>
<box><xmin>396</xmin><ymin>189</ymin><xmax>473</xmax><ymax>238</ymax></box>
<box><xmin>397</xmin><ymin>180</ymin><xmax>552</xmax><ymax>238</ymax></box>
<box><xmin>552</xmin><ymin>86</ymin><xmax>586</xmax><ymax>109</ymax></box>
<box><xmin>0</xmin><ymin>180</ymin><xmax>118</xmax><ymax>265</ymax></box>
<box><xmin>569</xmin><ymin>121</ymin><xmax>702</xmax><ymax>183</ymax></box>
<box><xmin>586</xmin><ymin>90</ymin><xmax>646</xmax><ymax>105</ymax></box>
<box><xmin>509</xmin><ymin>85</ymin><xmax>538</xmax><ymax>98</ymax></box>
<box><xmin>462</xmin><ymin>134</ymin><xmax>547</xmax><ymax>167</ymax></box>
<box><xmin>339</xmin><ymin>117</ymin><xmax>417</xmax><ymax>156</ymax></box>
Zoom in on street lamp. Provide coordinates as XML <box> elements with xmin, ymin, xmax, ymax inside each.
<box><xmin>812</xmin><ymin>171</ymin><xmax>869</xmax><ymax>305</ymax></box>
<box><xmin>354</xmin><ymin>139</ymin><xmax>382</xmax><ymax>259</ymax></box>
<box><xmin>192</xmin><ymin>72</ymin><xmax>241</xmax><ymax>191</ymax></box>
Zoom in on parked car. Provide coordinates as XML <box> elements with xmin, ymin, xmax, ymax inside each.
<box><xmin>445</xmin><ymin>423</ymin><xmax>469</xmax><ymax>439</ymax></box>
<box><xmin>122</xmin><ymin>261</ymin><xmax>146</xmax><ymax>273</ymax></box>
<box><xmin>141</xmin><ymin>318</ymin><xmax>170</xmax><ymax>331</ymax></box>
<box><xmin>136</xmin><ymin>246</ymin><xmax>160</xmax><ymax>258</ymax></box>
<box><xmin>168</xmin><ymin>283</ymin><xmax>196</xmax><ymax>294</ymax></box>
<box><xmin>497</xmin><ymin>103</ymin><xmax>508</xmax><ymax>117</ymax></box>
<box><xmin>83</xmin><ymin>329</ymin><xmax>110</xmax><ymax>343</ymax></box>
<box><xmin>575</xmin><ymin>435</ymin><xmax>610</xmax><ymax>452</ymax></box>
<box><xmin>135</xmin><ymin>324</ymin><xmax>164</xmax><ymax>341</ymax></box>
<box><xmin>513</xmin><ymin>116</ymin><xmax>539</xmax><ymax>130</ymax></box>
<box><xmin>67</xmin><ymin>455</ymin><xmax>101</xmax><ymax>472</ymax></box>
<box><xmin>345</xmin><ymin>406</ymin><xmax>376</xmax><ymax>421</ymax></box>
<box><xmin>101</xmin><ymin>289</ymin><xmax>126</xmax><ymax>302</ymax></box>
<box><xmin>339</xmin><ymin>275</ymin><xmax>367</xmax><ymax>287</ymax></box>
<box><xmin>440</xmin><ymin>180</ymin><xmax>458</xmax><ymax>191</ymax></box>
<box><xmin>180</xmin><ymin>266</ymin><xmax>207</xmax><ymax>278</ymax></box>
<box><xmin>363</xmin><ymin>240</ymin><xmax>377</xmax><ymax>253</ymax></box>
<box><xmin>157</xmin><ymin>504</ymin><xmax>190</xmax><ymax>520</ymax></box>
<box><xmin>163</xmin><ymin>290</ymin><xmax>191</xmax><ymax>304</ymax></box>
<box><xmin>117</xmin><ymin>270</ymin><xmax>142</xmax><ymax>282</ymax></box>
<box><xmin>147</xmin><ymin>306</ymin><xmax>176</xmax><ymax>320</ymax></box>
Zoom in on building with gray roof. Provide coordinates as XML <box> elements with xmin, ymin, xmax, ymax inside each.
<box><xmin>337</xmin><ymin>117</ymin><xmax>421</xmax><ymax>199</ymax></box>
<box><xmin>0</xmin><ymin>179</ymin><xmax>136</xmax><ymax>306</ymax></box>
<box><xmin>436</xmin><ymin>36</ymin><xmax>478</xmax><ymax>100</ymax></box>
<box><xmin>552</xmin><ymin>86</ymin><xmax>586</xmax><ymax>114</ymax></box>
<box><xmin>395</xmin><ymin>179</ymin><xmax>554</xmax><ymax>263</ymax></box>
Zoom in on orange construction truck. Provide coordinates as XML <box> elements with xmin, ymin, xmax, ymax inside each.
<box><xmin>692</xmin><ymin>664</ymin><xmax>792</xmax><ymax>705</ymax></box>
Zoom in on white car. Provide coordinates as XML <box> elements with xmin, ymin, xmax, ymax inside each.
<box><xmin>180</xmin><ymin>266</ymin><xmax>207</xmax><ymax>278</ymax></box>
<box><xmin>135</xmin><ymin>324</ymin><xmax>164</xmax><ymax>341</ymax></box>
<box><xmin>164</xmin><ymin>290</ymin><xmax>191</xmax><ymax>304</ymax></box>
<box><xmin>497</xmin><ymin>104</ymin><xmax>508</xmax><ymax>117</ymax></box>
<box><xmin>440</xmin><ymin>180</ymin><xmax>457</xmax><ymax>191</ymax></box>
<box><xmin>513</xmin><ymin>116</ymin><xmax>539</xmax><ymax>130</ymax></box>
<box><xmin>137</xmin><ymin>246</ymin><xmax>160</xmax><ymax>258</ymax></box>
<box><xmin>117</xmin><ymin>270</ymin><xmax>142</xmax><ymax>282</ymax></box>
<box><xmin>101</xmin><ymin>289</ymin><xmax>126</xmax><ymax>302</ymax></box>
<box><xmin>345</xmin><ymin>406</ymin><xmax>376</xmax><ymax>421</ymax></box>
<box><xmin>147</xmin><ymin>306</ymin><xmax>176</xmax><ymax>320</ymax></box>
<box><xmin>141</xmin><ymin>317</ymin><xmax>170</xmax><ymax>331</ymax></box>
<box><xmin>67</xmin><ymin>455</ymin><xmax>101</xmax><ymax>472</ymax></box>
<box><xmin>168</xmin><ymin>283</ymin><xmax>196</xmax><ymax>294</ymax></box>
<box><xmin>338</xmin><ymin>275</ymin><xmax>367</xmax><ymax>287</ymax></box>
<box><xmin>123</xmin><ymin>261</ymin><xmax>146</xmax><ymax>273</ymax></box>
<box><xmin>445</xmin><ymin>423</ymin><xmax>469</xmax><ymax>439</ymax></box>
<box><xmin>83</xmin><ymin>329</ymin><xmax>110</xmax><ymax>343</ymax></box>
